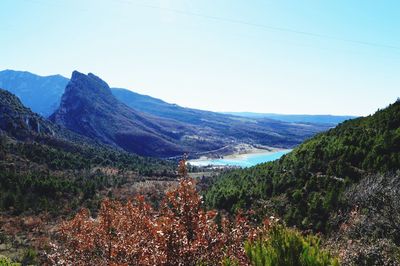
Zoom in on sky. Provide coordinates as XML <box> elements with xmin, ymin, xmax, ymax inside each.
<box><xmin>1</xmin><ymin>0</ymin><xmax>399</xmax><ymax>116</ymax></box>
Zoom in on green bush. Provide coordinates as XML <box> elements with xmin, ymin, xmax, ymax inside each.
<box><xmin>0</xmin><ymin>256</ymin><xmax>20</xmax><ymax>266</ymax></box>
<box><xmin>245</xmin><ymin>225</ymin><xmax>339</xmax><ymax>266</ymax></box>
<box><xmin>221</xmin><ymin>258</ymin><xmax>239</xmax><ymax>266</ymax></box>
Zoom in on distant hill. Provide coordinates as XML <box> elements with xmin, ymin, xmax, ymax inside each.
<box><xmin>223</xmin><ymin>112</ymin><xmax>355</xmax><ymax>125</ymax></box>
<box><xmin>112</xmin><ymin>87</ymin><xmax>331</xmax><ymax>149</ymax></box>
<box><xmin>0</xmin><ymin>69</ymin><xmax>353</xmax><ymax>126</ymax></box>
<box><xmin>0</xmin><ymin>70</ymin><xmax>69</xmax><ymax>117</ymax></box>
<box><xmin>111</xmin><ymin>87</ymin><xmax>235</xmax><ymax>125</ymax></box>
<box><xmin>112</xmin><ymin>89</ymin><xmax>354</xmax><ymax>127</ymax></box>
<box><xmin>206</xmin><ymin>100</ymin><xmax>400</xmax><ymax>232</ymax></box>
<box><xmin>0</xmin><ymin>70</ymin><xmax>344</xmax><ymax>125</ymax></box>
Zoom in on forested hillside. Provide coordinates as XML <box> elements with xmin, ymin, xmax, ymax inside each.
<box><xmin>0</xmin><ymin>88</ymin><xmax>175</xmax><ymax>214</ymax></box>
<box><xmin>205</xmin><ymin>100</ymin><xmax>400</xmax><ymax>232</ymax></box>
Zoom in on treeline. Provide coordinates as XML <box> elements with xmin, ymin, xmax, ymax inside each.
<box><xmin>0</xmin><ymin>131</ymin><xmax>176</xmax><ymax>214</ymax></box>
<box><xmin>205</xmin><ymin>100</ymin><xmax>400</xmax><ymax>232</ymax></box>
<box><xmin>0</xmin><ymin>171</ymin><xmax>111</xmax><ymax>214</ymax></box>
<box><xmin>4</xmin><ymin>136</ymin><xmax>175</xmax><ymax>176</ymax></box>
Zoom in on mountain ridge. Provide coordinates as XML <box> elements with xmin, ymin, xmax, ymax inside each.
<box><xmin>0</xmin><ymin>69</ymin><xmax>69</xmax><ymax>117</ymax></box>
<box><xmin>50</xmin><ymin>71</ymin><xmax>336</xmax><ymax>157</ymax></box>
<box><xmin>222</xmin><ymin>112</ymin><xmax>356</xmax><ymax>125</ymax></box>
<box><xmin>0</xmin><ymin>69</ymin><xmax>334</xmax><ymax>158</ymax></box>
<box><xmin>50</xmin><ymin>71</ymin><xmax>191</xmax><ymax>157</ymax></box>
<box><xmin>0</xmin><ymin>70</ymin><xmax>352</xmax><ymax>125</ymax></box>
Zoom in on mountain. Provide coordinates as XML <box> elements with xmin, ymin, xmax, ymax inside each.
<box><xmin>0</xmin><ymin>88</ymin><xmax>57</xmax><ymax>140</ymax></box>
<box><xmin>222</xmin><ymin>112</ymin><xmax>355</xmax><ymax>125</ymax></box>
<box><xmin>0</xmin><ymin>87</ymin><xmax>174</xmax><ymax>173</ymax></box>
<box><xmin>112</xmin><ymin>87</ymin><xmax>332</xmax><ymax>151</ymax></box>
<box><xmin>0</xmin><ymin>70</ymin><xmax>333</xmax><ymax>157</ymax></box>
<box><xmin>0</xmin><ymin>87</ymin><xmax>176</xmax><ymax>214</ymax></box>
<box><xmin>48</xmin><ymin>71</ymin><xmax>332</xmax><ymax>157</ymax></box>
<box><xmin>49</xmin><ymin>71</ymin><xmax>197</xmax><ymax>157</ymax></box>
<box><xmin>205</xmin><ymin>100</ymin><xmax>400</xmax><ymax>231</ymax></box>
<box><xmin>0</xmin><ymin>70</ymin><xmax>69</xmax><ymax>117</ymax></box>
<box><xmin>0</xmin><ymin>70</ymin><xmax>342</xmax><ymax>126</ymax></box>
<box><xmin>112</xmin><ymin>88</ymin><xmax>347</xmax><ymax>128</ymax></box>
<box><xmin>0</xmin><ymin>70</ymin><xmax>351</xmax><ymax>126</ymax></box>
<box><xmin>112</xmin><ymin>87</ymin><xmax>256</xmax><ymax>125</ymax></box>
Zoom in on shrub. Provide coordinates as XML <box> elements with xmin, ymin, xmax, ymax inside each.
<box><xmin>47</xmin><ymin>159</ymin><xmax>338</xmax><ymax>265</ymax></box>
<box><xmin>47</xmin><ymin>177</ymin><xmax>253</xmax><ymax>265</ymax></box>
<box><xmin>245</xmin><ymin>224</ymin><xmax>339</xmax><ymax>266</ymax></box>
<box><xmin>0</xmin><ymin>256</ymin><xmax>20</xmax><ymax>266</ymax></box>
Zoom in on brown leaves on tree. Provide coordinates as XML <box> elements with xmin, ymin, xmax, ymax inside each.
<box><xmin>47</xmin><ymin>163</ymin><xmax>257</xmax><ymax>265</ymax></box>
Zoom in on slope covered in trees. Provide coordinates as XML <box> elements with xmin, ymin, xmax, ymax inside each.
<box><xmin>205</xmin><ymin>100</ymin><xmax>400</xmax><ymax>232</ymax></box>
<box><xmin>0</xmin><ymin>88</ymin><xmax>176</xmax><ymax>214</ymax></box>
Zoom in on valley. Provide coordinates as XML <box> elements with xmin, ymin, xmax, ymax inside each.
<box><xmin>1</xmin><ymin>1</ymin><xmax>398</xmax><ymax>264</ymax></box>
<box><xmin>0</xmin><ymin>71</ymin><xmax>398</xmax><ymax>265</ymax></box>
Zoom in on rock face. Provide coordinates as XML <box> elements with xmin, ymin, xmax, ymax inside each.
<box><xmin>0</xmin><ymin>89</ymin><xmax>56</xmax><ymax>139</ymax></box>
<box><xmin>50</xmin><ymin>71</ymin><xmax>189</xmax><ymax>157</ymax></box>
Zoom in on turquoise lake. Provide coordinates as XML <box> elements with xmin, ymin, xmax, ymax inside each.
<box><xmin>188</xmin><ymin>150</ymin><xmax>292</xmax><ymax>168</ymax></box>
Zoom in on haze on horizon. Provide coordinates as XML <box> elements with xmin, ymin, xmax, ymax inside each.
<box><xmin>1</xmin><ymin>0</ymin><xmax>399</xmax><ymax>116</ymax></box>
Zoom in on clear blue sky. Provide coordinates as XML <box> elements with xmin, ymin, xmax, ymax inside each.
<box><xmin>1</xmin><ymin>0</ymin><xmax>399</xmax><ymax>116</ymax></box>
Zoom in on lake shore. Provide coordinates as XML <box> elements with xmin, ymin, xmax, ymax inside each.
<box><xmin>188</xmin><ymin>146</ymin><xmax>291</xmax><ymax>167</ymax></box>
<box><xmin>222</xmin><ymin>147</ymin><xmax>285</xmax><ymax>160</ymax></box>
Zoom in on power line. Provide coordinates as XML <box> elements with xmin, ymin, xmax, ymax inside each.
<box><xmin>112</xmin><ymin>0</ymin><xmax>400</xmax><ymax>51</ymax></box>
<box><xmin>19</xmin><ymin>0</ymin><xmax>400</xmax><ymax>51</ymax></box>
